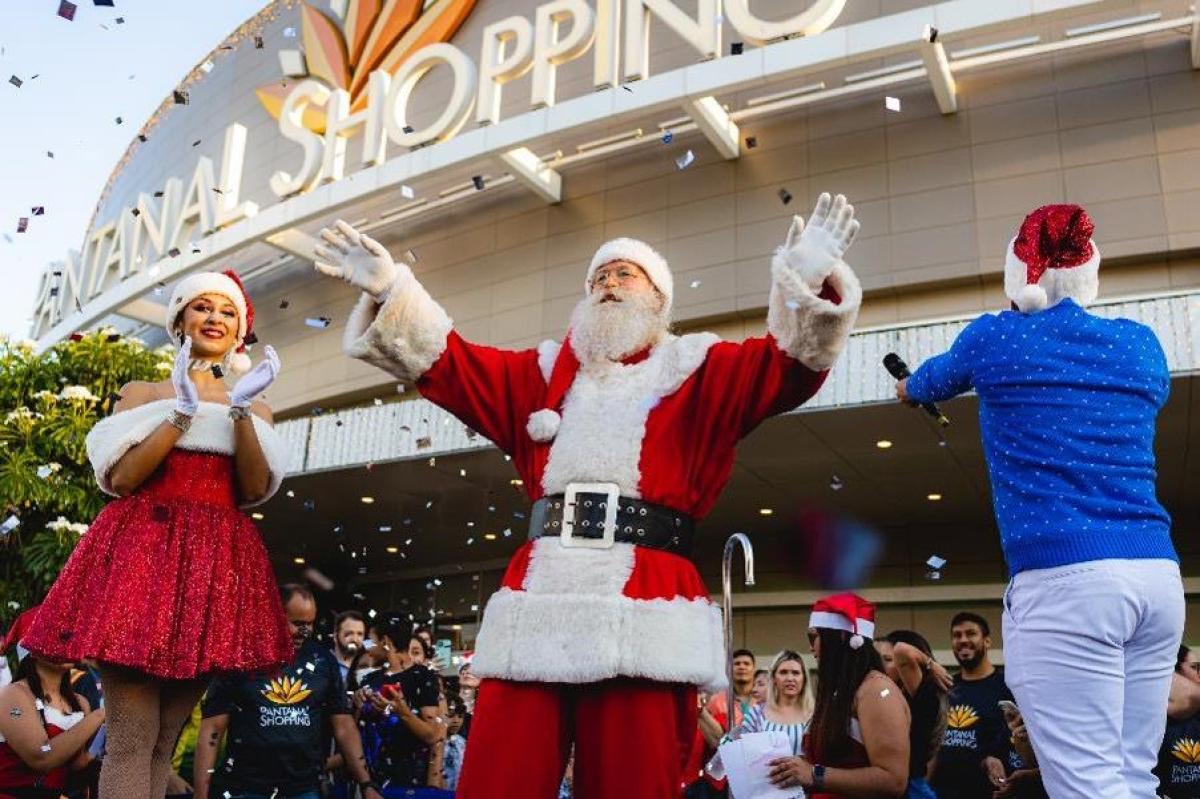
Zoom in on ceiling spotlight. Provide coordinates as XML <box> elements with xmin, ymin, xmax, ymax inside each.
<box><xmin>510</xmin><ymin>479</ymin><xmax>523</xmax><ymax>487</ymax></box>
<box><xmin>759</xmin><ymin>508</ymin><xmax>773</xmax><ymax>516</ymax></box>
<box><xmin>484</xmin><ymin>533</ymin><xmax>497</xmax><ymax>540</ymax></box>
<box><xmin>361</xmin><ymin>496</ymin><xmax>375</xmax><ymax>504</ymax></box>
<box><xmin>251</xmin><ymin>512</ymin><xmax>264</xmax><ymax>520</ymax></box>
<box><xmin>451</xmin><ymin>624</ymin><xmax>462</xmax><ymax>630</ymax></box>
<box><xmin>293</xmin><ymin>556</ymin><xmax>306</xmax><ymax>564</ymax></box>
<box><xmin>876</xmin><ymin>440</ymin><xmax>893</xmax><ymax>449</ymax></box>
<box><xmin>927</xmin><ymin>493</ymin><xmax>943</xmax><ymax>501</ymax></box>
<box><xmin>386</xmin><ymin>546</ymin><xmax>399</xmax><ymax>553</ymax></box>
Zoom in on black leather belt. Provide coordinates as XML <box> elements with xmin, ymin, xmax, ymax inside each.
<box><xmin>528</xmin><ymin>483</ymin><xmax>695</xmax><ymax>556</ymax></box>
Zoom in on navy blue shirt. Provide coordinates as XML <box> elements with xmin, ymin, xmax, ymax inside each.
<box><xmin>202</xmin><ymin>640</ymin><xmax>350</xmax><ymax>796</ymax></box>
<box><xmin>932</xmin><ymin>668</ymin><xmax>1012</xmax><ymax>799</ymax></box>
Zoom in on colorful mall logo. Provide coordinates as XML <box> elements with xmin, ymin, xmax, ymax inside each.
<box><xmin>1173</xmin><ymin>738</ymin><xmax>1200</xmax><ymax>764</ymax></box>
<box><xmin>946</xmin><ymin>705</ymin><xmax>979</xmax><ymax>730</ymax></box>
<box><xmin>255</xmin><ymin>0</ymin><xmax>480</xmax><ymax>134</ymax></box>
<box><xmin>261</xmin><ymin>674</ymin><xmax>314</xmax><ymax>705</ymax></box>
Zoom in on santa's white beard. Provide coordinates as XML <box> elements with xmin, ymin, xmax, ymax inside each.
<box><xmin>569</xmin><ymin>288</ymin><xmax>667</xmax><ymax>364</ymax></box>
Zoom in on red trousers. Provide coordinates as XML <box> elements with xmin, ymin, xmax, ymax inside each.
<box><xmin>456</xmin><ymin>677</ymin><xmax>698</xmax><ymax>799</ymax></box>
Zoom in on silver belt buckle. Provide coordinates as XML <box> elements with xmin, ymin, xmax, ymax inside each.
<box><xmin>561</xmin><ymin>482</ymin><xmax>620</xmax><ymax>549</ymax></box>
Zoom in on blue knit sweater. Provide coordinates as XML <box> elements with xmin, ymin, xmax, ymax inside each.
<box><xmin>906</xmin><ymin>299</ymin><xmax>1176</xmax><ymax>575</ymax></box>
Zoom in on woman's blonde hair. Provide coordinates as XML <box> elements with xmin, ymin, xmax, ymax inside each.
<box><xmin>767</xmin><ymin>649</ymin><xmax>815</xmax><ymax>720</ymax></box>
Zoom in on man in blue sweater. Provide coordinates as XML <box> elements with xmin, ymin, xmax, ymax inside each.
<box><xmin>895</xmin><ymin>204</ymin><xmax>1183</xmax><ymax>799</ymax></box>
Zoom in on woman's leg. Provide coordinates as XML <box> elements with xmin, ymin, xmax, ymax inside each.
<box><xmin>97</xmin><ymin>664</ymin><xmax>161</xmax><ymax>799</ymax></box>
<box><xmin>149</xmin><ymin>677</ymin><xmax>207</xmax><ymax>798</ymax></box>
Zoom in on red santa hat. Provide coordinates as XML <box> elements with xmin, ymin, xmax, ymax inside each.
<box><xmin>809</xmin><ymin>592</ymin><xmax>876</xmax><ymax>650</ymax></box>
<box><xmin>1004</xmin><ymin>204</ymin><xmax>1101</xmax><ymax>313</ymax></box>
<box><xmin>526</xmin><ymin>239</ymin><xmax>673</xmax><ymax>443</ymax></box>
<box><xmin>164</xmin><ymin>269</ymin><xmax>256</xmax><ymax>374</ymax></box>
<box><xmin>1</xmin><ymin>605</ymin><xmax>41</xmax><ymax>661</ymax></box>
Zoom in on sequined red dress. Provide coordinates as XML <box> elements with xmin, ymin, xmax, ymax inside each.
<box><xmin>22</xmin><ymin>400</ymin><xmax>293</xmax><ymax>679</ymax></box>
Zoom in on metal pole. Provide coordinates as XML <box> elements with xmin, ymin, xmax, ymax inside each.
<box><xmin>722</xmin><ymin>532</ymin><xmax>755</xmax><ymax>734</ymax></box>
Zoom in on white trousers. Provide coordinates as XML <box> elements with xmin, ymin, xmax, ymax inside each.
<box><xmin>1003</xmin><ymin>558</ymin><xmax>1184</xmax><ymax>799</ymax></box>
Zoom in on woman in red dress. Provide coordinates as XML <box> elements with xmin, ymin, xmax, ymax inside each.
<box><xmin>21</xmin><ymin>271</ymin><xmax>293</xmax><ymax>798</ymax></box>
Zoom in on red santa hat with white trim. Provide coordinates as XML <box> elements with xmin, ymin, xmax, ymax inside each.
<box><xmin>164</xmin><ymin>269</ymin><xmax>256</xmax><ymax>375</ymax></box>
<box><xmin>809</xmin><ymin>592</ymin><xmax>876</xmax><ymax>650</ymax></box>
<box><xmin>525</xmin><ymin>238</ymin><xmax>673</xmax><ymax>443</ymax></box>
<box><xmin>1004</xmin><ymin>204</ymin><xmax>1101</xmax><ymax>314</ymax></box>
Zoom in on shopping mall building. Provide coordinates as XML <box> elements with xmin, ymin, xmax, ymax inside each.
<box><xmin>28</xmin><ymin>0</ymin><xmax>1200</xmax><ymax>661</ymax></box>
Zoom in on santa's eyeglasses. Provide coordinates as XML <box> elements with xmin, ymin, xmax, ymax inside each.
<box><xmin>590</xmin><ymin>267</ymin><xmax>643</xmax><ymax>289</ymax></box>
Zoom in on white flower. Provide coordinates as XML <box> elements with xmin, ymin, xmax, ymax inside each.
<box><xmin>58</xmin><ymin>385</ymin><xmax>100</xmax><ymax>402</ymax></box>
<box><xmin>47</xmin><ymin>516</ymin><xmax>72</xmax><ymax>532</ymax></box>
<box><xmin>4</xmin><ymin>407</ymin><xmax>34</xmax><ymax>423</ymax></box>
<box><xmin>70</xmin><ymin>523</ymin><xmax>88</xmax><ymax>536</ymax></box>
<box><xmin>32</xmin><ymin>390</ymin><xmax>57</xmax><ymax>403</ymax></box>
<box><xmin>5</xmin><ymin>601</ymin><xmax>18</xmax><ymax>611</ymax></box>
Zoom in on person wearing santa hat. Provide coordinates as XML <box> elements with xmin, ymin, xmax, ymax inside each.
<box><xmin>21</xmin><ymin>270</ymin><xmax>295</xmax><ymax>799</ymax></box>
<box><xmin>760</xmin><ymin>593</ymin><xmax>909</xmax><ymax>797</ymax></box>
<box><xmin>313</xmin><ymin>191</ymin><xmax>865</xmax><ymax>798</ymax></box>
<box><xmin>896</xmin><ymin>204</ymin><xmax>1183</xmax><ymax>799</ymax></box>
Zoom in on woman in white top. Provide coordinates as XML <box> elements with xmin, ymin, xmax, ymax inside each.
<box><xmin>736</xmin><ymin>650</ymin><xmax>815</xmax><ymax>756</ymax></box>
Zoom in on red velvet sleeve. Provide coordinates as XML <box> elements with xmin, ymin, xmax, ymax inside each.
<box><xmin>414</xmin><ymin>331</ymin><xmax>547</xmax><ymax>457</ymax></box>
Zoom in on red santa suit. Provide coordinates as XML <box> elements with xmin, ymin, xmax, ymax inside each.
<box><xmin>342</xmin><ymin>237</ymin><xmax>862</xmax><ymax>798</ymax></box>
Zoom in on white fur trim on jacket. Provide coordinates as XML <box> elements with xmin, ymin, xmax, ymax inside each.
<box><xmin>1004</xmin><ymin>237</ymin><xmax>1101</xmax><ymax>313</ymax></box>
<box><xmin>471</xmin><ymin>540</ymin><xmax>728</xmax><ymax>690</ymax></box>
<box><xmin>768</xmin><ymin>254</ymin><xmax>862</xmax><ymax>372</ymax></box>
<box><xmin>342</xmin><ymin>269</ymin><xmax>454</xmax><ymax>385</ymax></box>
<box><xmin>84</xmin><ymin>399</ymin><xmax>289</xmax><ymax>508</ymax></box>
<box><xmin>540</xmin><ymin>332</ymin><xmax>719</xmax><ymax>497</ymax></box>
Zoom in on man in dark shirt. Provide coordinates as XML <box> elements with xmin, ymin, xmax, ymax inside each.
<box><xmin>932</xmin><ymin>612</ymin><xmax>1012</xmax><ymax>799</ymax></box>
<box><xmin>193</xmin><ymin>584</ymin><xmax>383</xmax><ymax>799</ymax></box>
<box><xmin>1156</xmin><ymin>645</ymin><xmax>1200</xmax><ymax>798</ymax></box>
<box><xmin>355</xmin><ymin>614</ymin><xmax>445</xmax><ymax>793</ymax></box>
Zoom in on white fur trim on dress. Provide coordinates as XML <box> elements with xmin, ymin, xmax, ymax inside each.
<box><xmin>1004</xmin><ymin>237</ymin><xmax>1101</xmax><ymax>313</ymax></box>
<box><xmin>84</xmin><ymin>399</ymin><xmax>289</xmax><ymax>508</ymax></box>
<box><xmin>471</xmin><ymin>540</ymin><xmax>727</xmax><ymax>690</ymax></box>
<box><xmin>767</xmin><ymin>254</ymin><xmax>862</xmax><ymax>372</ymax></box>
<box><xmin>540</xmin><ymin>332</ymin><xmax>719</xmax><ymax>497</ymax></box>
<box><xmin>342</xmin><ymin>269</ymin><xmax>453</xmax><ymax>385</ymax></box>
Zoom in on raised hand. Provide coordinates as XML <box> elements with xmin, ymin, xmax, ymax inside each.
<box><xmin>780</xmin><ymin>192</ymin><xmax>861</xmax><ymax>291</ymax></box>
<box><xmin>229</xmin><ymin>346</ymin><xmax>281</xmax><ymax>409</ymax></box>
<box><xmin>313</xmin><ymin>219</ymin><xmax>400</xmax><ymax>301</ymax></box>
<box><xmin>172</xmin><ymin>337</ymin><xmax>200</xmax><ymax>416</ymax></box>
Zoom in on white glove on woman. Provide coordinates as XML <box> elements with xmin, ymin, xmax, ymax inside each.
<box><xmin>779</xmin><ymin>192</ymin><xmax>861</xmax><ymax>292</ymax></box>
<box><xmin>172</xmin><ymin>337</ymin><xmax>200</xmax><ymax>417</ymax></box>
<box><xmin>229</xmin><ymin>345</ymin><xmax>281</xmax><ymax>409</ymax></box>
<box><xmin>313</xmin><ymin>219</ymin><xmax>401</xmax><ymax>302</ymax></box>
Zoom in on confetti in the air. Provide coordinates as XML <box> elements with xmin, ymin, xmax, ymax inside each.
<box><xmin>173</xmin><ymin>89</ymin><xmax>189</xmax><ymax>105</ymax></box>
<box><xmin>745</xmin><ymin>136</ymin><xmax>757</xmax><ymax>149</ymax></box>
<box><xmin>400</xmin><ymin>184</ymin><xmax>414</xmax><ymax>199</ymax></box>
<box><xmin>17</xmin><ymin>218</ymin><xmax>28</xmax><ymax>233</ymax></box>
<box><xmin>0</xmin><ymin>515</ymin><xmax>20</xmax><ymax>536</ymax></box>
<box><xmin>731</xmin><ymin>42</ymin><xmax>744</xmax><ymax>55</ymax></box>
<box><xmin>472</xmin><ymin>175</ymin><xmax>485</xmax><ymax>191</ymax></box>
<box><xmin>283</xmin><ymin>26</ymin><xmax>297</xmax><ymax>38</ymax></box>
<box><xmin>305</xmin><ymin>317</ymin><xmax>331</xmax><ymax>329</ymax></box>
<box><xmin>8</xmin><ymin>76</ymin><xmax>22</xmax><ymax>89</ymax></box>
<box><xmin>885</xmin><ymin>96</ymin><xmax>902</xmax><ymax>112</ymax></box>
<box><xmin>200</xmin><ymin>60</ymin><xmax>215</xmax><ymax>74</ymax></box>
<box><xmin>661</xmin><ymin>130</ymin><xmax>674</xmax><ymax>144</ymax></box>
<box><xmin>31</xmin><ymin>207</ymin><xmax>44</xmax><ymax>216</ymax></box>
<box><xmin>926</xmin><ymin>554</ymin><xmax>947</xmax><ymax>570</ymax></box>
<box><xmin>675</xmin><ymin>149</ymin><xmax>695</xmax><ymax>170</ymax></box>
<box><xmin>778</xmin><ymin>188</ymin><xmax>793</xmax><ymax>205</ymax></box>
<box><xmin>254</xmin><ymin>35</ymin><xmax>264</xmax><ymax>49</ymax></box>
<box><xmin>689</xmin><ymin>280</ymin><xmax>701</xmax><ymax>289</ymax></box>
<box><xmin>57</xmin><ymin>1</ymin><xmax>77</xmax><ymax>21</ymax></box>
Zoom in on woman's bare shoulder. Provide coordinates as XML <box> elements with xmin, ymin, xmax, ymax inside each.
<box><xmin>113</xmin><ymin>381</ymin><xmax>171</xmax><ymax>412</ymax></box>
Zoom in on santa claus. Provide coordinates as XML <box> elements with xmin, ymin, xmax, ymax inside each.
<box><xmin>314</xmin><ymin>192</ymin><xmax>863</xmax><ymax>798</ymax></box>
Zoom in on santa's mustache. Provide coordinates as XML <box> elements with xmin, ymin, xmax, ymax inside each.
<box><xmin>570</xmin><ymin>286</ymin><xmax>667</xmax><ymax>363</ymax></box>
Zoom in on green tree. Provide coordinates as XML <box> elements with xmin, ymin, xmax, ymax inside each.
<box><xmin>0</xmin><ymin>329</ymin><xmax>172</xmax><ymax>628</ymax></box>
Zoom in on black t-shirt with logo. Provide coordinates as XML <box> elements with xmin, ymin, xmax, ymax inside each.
<box><xmin>931</xmin><ymin>667</ymin><xmax>1012</xmax><ymax>799</ymax></box>
<box><xmin>361</xmin><ymin>665</ymin><xmax>442</xmax><ymax>789</ymax></box>
<box><xmin>201</xmin><ymin>640</ymin><xmax>350</xmax><ymax>796</ymax></box>
<box><xmin>1157</xmin><ymin>714</ymin><xmax>1200</xmax><ymax>797</ymax></box>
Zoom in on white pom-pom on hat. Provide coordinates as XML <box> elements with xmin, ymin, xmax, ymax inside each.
<box><xmin>227</xmin><ymin>351</ymin><xmax>253</xmax><ymax>376</ymax></box>
<box><xmin>1014</xmin><ymin>283</ymin><xmax>1048</xmax><ymax>314</ymax></box>
<box><xmin>526</xmin><ymin>408</ymin><xmax>562</xmax><ymax>442</ymax></box>
<box><xmin>849</xmin><ymin>634</ymin><xmax>864</xmax><ymax>650</ymax></box>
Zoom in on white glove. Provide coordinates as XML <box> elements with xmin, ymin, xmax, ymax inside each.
<box><xmin>313</xmin><ymin>219</ymin><xmax>401</xmax><ymax>302</ymax></box>
<box><xmin>779</xmin><ymin>192</ymin><xmax>860</xmax><ymax>292</ymax></box>
<box><xmin>172</xmin><ymin>337</ymin><xmax>200</xmax><ymax>417</ymax></box>
<box><xmin>230</xmin><ymin>345</ymin><xmax>281</xmax><ymax>409</ymax></box>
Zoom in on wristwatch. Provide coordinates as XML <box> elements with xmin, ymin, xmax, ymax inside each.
<box><xmin>812</xmin><ymin>764</ymin><xmax>827</xmax><ymax>790</ymax></box>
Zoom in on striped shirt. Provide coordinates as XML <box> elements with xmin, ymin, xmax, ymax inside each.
<box><xmin>729</xmin><ymin>704</ymin><xmax>809</xmax><ymax>757</ymax></box>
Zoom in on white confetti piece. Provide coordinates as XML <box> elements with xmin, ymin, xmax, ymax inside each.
<box><xmin>885</xmin><ymin>95</ymin><xmax>902</xmax><ymax>112</ymax></box>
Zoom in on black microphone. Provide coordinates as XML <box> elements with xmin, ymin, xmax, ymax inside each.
<box><xmin>883</xmin><ymin>353</ymin><xmax>949</xmax><ymax>428</ymax></box>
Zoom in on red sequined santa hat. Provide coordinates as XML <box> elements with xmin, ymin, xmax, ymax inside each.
<box><xmin>164</xmin><ymin>269</ymin><xmax>256</xmax><ymax>374</ymax></box>
<box><xmin>525</xmin><ymin>239</ymin><xmax>673</xmax><ymax>443</ymax></box>
<box><xmin>809</xmin><ymin>593</ymin><xmax>876</xmax><ymax>650</ymax></box>
<box><xmin>1004</xmin><ymin>204</ymin><xmax>1101</xmax><ymax>313</ymax></box>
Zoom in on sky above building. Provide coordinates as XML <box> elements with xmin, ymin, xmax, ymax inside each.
<box><xmin>0</xmin><ymin>0</ymin><xmax>271</xmax><ymax>340</ymax></box>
